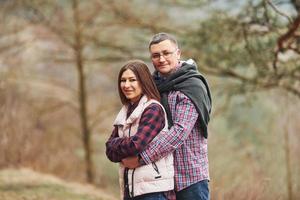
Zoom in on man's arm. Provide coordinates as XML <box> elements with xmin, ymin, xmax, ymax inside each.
<box><xmin>140</xmin><ymin>93</ymin><xmax>198</xmax><ymax>165</ymax></box>
<box><xmin>105</xmin><ymin>103</ymin><xmax>165</xmax><ymax>162</ymax></box>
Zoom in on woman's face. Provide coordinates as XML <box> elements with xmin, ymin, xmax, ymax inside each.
<box><xmin>120</xmin><ymin>69</ymin><xmax>142</xmax><ymax>103</ymax></box>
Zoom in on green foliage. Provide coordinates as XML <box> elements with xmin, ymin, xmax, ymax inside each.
<box><xmin>182</xmin><ymin>0</ymin><xmax>300</xmax><ymax>97</ymax></box>
<box><xmin>184</xmin><ymin>12</ymin><xmax>276</xmax><ymax>71</ymax></box>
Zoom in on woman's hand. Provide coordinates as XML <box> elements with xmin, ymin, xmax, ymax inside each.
<box><xmin>122</xmin><ymin>156</ymin><xmax>140</xmax><ymax>169</ymax></box>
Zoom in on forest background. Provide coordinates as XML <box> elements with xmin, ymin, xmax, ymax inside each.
<box><xmin>1</xmin><ymin>0</ymin><xmax>299</xmax><ymax>199</ymax></box>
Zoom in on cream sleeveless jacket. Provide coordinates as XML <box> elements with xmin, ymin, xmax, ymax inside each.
<box><xmin>113</xmin><ymin>95</ymin><xmax>174</xmax><ymax>198</ymax></box>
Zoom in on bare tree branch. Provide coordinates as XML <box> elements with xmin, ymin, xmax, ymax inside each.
<box><xmin>273</xmin><ymin>15</ymin><xmax>300</xmax><ymax>69</ymax></box>
<box><xmin>265</xmin><ymin>0</ymin><xmax>293</xmax><ymax>24</ymax></box>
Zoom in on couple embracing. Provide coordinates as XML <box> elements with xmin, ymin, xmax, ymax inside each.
<box><xmin>106</xmin><ymin>33</ymin><xmax>212</xmax><ymax>200</ymax></box>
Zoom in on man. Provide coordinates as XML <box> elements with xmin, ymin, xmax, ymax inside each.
<box><xmin>122</xmin><ymin>32</ymin><xmax>212</xmax><ymax>200</ymax></box>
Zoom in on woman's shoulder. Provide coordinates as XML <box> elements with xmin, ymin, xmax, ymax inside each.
<box><xmin>144</xmin><ymin>101</ymin><xmax>164</xmax><ymax>114</ymax></box>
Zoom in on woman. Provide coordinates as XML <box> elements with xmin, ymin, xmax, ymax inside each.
<box><xmin>106</xmin><ymin>60</ymin><xmax>174</xmax><ymax>200</ymax></box>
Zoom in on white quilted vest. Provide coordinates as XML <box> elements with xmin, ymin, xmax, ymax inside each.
<box><xmin>114</xmin><ymin>95</ymin><xmax>174</xmax><ymax>198</ymax></box>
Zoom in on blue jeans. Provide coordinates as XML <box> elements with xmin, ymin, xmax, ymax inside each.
<box><xmin>124</xmin><ymin>192</ymin><xmax>166</xmax><ymax>200</ymax></box>
<box><xmin>176</xmin><ymin>180</ymin><xmax>210</xmax><ymax>200</ymax></box>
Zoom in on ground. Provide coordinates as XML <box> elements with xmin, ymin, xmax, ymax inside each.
<box><xmin>0</xmin><ymin>168</ymin><xmax>118</xmax><ymax>200</ymax></box>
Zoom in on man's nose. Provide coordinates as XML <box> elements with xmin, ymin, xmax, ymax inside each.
<box><xmin>159</xmin><ymin>54</ymin><xmax>166</xmax><ymax>61</ymax></box>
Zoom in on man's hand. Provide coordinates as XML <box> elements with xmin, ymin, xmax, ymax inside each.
<box><xmin>122</xmin><ymin>156</ymin><xmax>140</xmax><ymax>169</ymax></box>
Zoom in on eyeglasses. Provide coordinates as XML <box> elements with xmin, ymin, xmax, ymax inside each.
<box><xmin>151</xmin><ymin>49</ymin><xmax>177</xmax><ymax>60</ymax></box>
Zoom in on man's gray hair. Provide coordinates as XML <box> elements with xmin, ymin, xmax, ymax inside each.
<box><xmin>148</xmin><ymin>32</ymin><xmax>179</xmax><ymax>49</ymax></box>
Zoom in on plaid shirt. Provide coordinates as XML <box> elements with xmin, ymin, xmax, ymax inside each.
<box><xmin>106</xmin><ymin>102</ymin><xmax>165</xmax><ymax>162</ymax></box>
<box><xmin>140</xmin><ymin>91</ymin><xmax>209</xmax><ymax>191</ymax></box>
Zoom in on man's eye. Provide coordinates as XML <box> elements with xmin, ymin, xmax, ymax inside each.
<box><xmin>163</xmin><ymin>52</ymin><xmax>172</xmax><ymax>56</ymax></box>
<box><xmin>152</xmin><ymin>54</ymin><xmax>160</xmax><ymax>58</ymax></box>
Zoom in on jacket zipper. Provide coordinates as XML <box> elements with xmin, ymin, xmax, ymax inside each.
<box><xmin>128</xmin><ymin>124</ymin><xmax>136</xmax><ymax>198</ymax></box>
<box><xmin>152</xmin><ymin>162</ymin><xmax>162</xmax><ymax>179</ymax></box>
<box><xmin>125</xmin><ymin>125</ymin><xmax>134</xmax><ymax>198</ymax></box>
<box><xmin>130</xmin><ymin>168</ymin><xmax>135</xmax><ymax>197</ymax></box>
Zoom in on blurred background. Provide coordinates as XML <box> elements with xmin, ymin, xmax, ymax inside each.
<box><xmin>0</xmin><ymin>0</ymin><xmax>299</xmax><ymax>199</ymax></box>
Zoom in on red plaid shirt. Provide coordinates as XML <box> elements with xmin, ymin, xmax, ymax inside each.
<box><xmin>140</xmin><ymin>91</ymin><xmax>209</xmax><ymax>192</ymax></box>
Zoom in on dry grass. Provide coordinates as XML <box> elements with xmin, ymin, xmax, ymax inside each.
<box><xmin>0</xmin><ymin>168</ymin><xmax>118</xmax><ymax>200</ymax></box>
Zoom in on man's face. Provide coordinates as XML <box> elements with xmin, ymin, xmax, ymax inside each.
<box><xmin>150</xmin><ymin>40</ymin><xmax>181</xmax><ymax>76</ymax></box>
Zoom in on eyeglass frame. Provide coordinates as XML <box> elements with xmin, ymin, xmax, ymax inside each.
<box><xmin>150</xmin><ymin>49</ymin><xmax>178</xmax><ymax>61</ymax></box>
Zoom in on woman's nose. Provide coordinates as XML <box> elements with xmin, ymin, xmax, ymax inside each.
<box><xmin>124</xmin><ymin>80</ymin><xmax>130</xmax><ymax>87</ymax></box>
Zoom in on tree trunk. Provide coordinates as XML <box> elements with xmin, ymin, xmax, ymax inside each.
<box><xmin>284</xmin><ymin>106</ymin><xmax>293</xmax><ymax>200</ymax></box>
<box><xmin>72</xmin><ymin>0</ymin><xmax>94</xmax><ymax>183</ymax></box>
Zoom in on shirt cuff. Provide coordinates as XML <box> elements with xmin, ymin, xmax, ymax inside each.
<box><xmin>140</xmin><ymin>151</ymin><xmax>152</xmax><ymax>165</ymax></box>
<box><xmin>138</xmin><ymin>155</ymin><xmax>146</xmax><ymax>166</ymax></box>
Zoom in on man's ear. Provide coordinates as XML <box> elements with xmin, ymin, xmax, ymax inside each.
<box><xmin>177</xmin><ymin>49</ymin><xmax>181</xmax><ymax>60</ymax></box>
